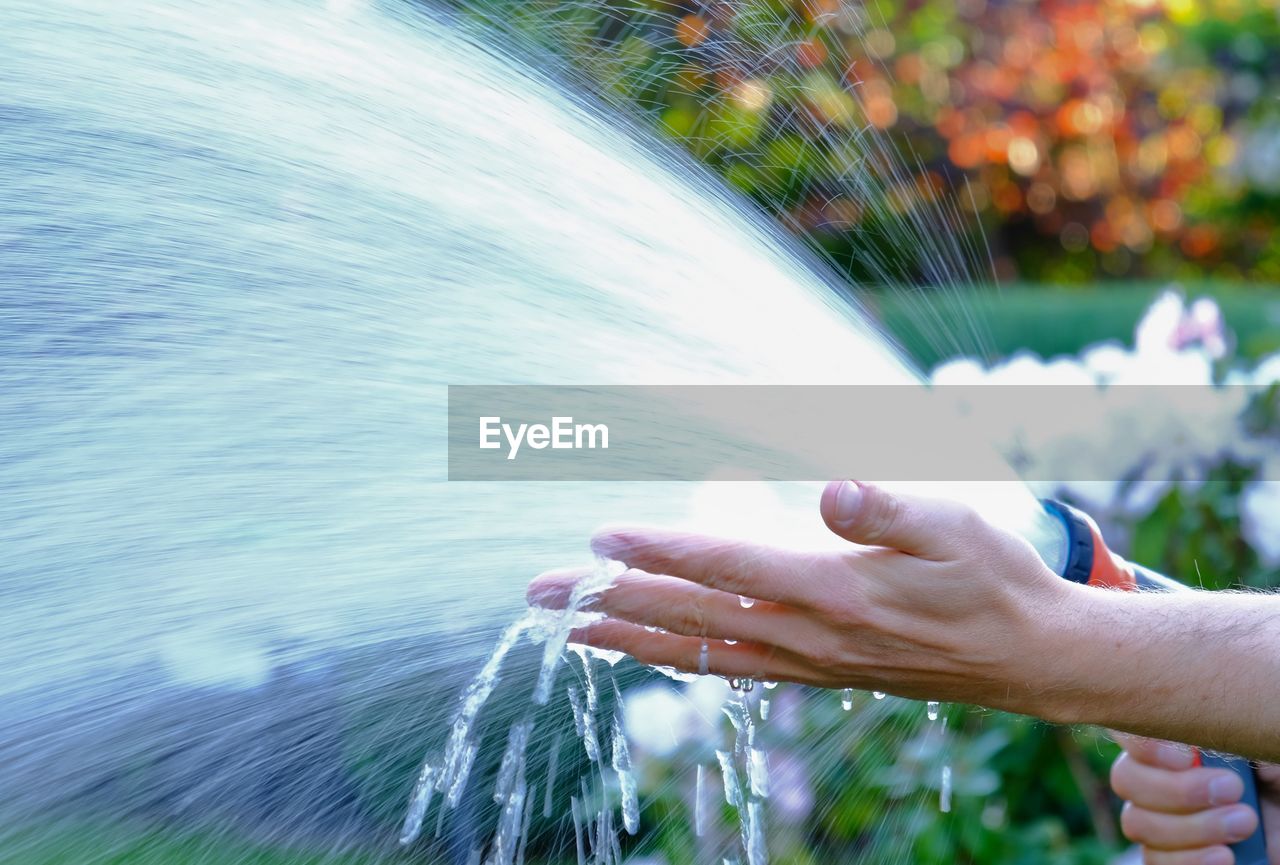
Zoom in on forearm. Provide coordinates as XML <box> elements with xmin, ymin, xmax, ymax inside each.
<box><xmin>1034</xmin><ymin>584</ymin><xmax>1280</xmax><ymax>762</ymax></box>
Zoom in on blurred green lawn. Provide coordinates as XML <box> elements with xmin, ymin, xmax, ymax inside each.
<box><xmin>875</xmin><ymin>282</ymin><xmax>1280</xmax><ymax>371</ymax></box>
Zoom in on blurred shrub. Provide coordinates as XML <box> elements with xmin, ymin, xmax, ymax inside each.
<box><xmin>454</xmin><ymin>0</ymin><xmax>1280</xmax><ymax>285</ymax></box>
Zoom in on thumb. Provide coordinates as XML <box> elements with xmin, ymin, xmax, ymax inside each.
<box><xmin>820</xmin><ymin>480</ymin><xmax>970</xmax><ymax>559</ymax></box>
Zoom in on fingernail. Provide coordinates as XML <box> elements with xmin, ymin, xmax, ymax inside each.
<box><xmin>832</xmin><ymin>480</ymin><xmax>863</xmax><ymax>525</ymax></box>
<box><xmin>1221</xmin><ymin>806</ymin><xmax>1257</xmax><ymax>841</ymax></box>
<box><xmin>1208</xmin><ymin>774</ymin><xmax>1244</xmax><ymax>806</ymax></box>
<box><xmin>1155</xmin><ymin>742</ymin><xmax>1197</xmax><ymax>769</ymax></box>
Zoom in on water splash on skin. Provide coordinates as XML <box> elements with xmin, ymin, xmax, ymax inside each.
<box><xmin>534</xmin><ymin>559</ymin><xmax>616</xmax><ymax>705</ymax></box>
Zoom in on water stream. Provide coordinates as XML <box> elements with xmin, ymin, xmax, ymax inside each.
<box><xmin>3</xmin><ymin>0</ymin><xmax>1037</xmax><ymax>862</ymax></box>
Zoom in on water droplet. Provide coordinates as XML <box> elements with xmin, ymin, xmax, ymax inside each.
<box><xmin>872</xmin><ymin>691</ymin><xmax>886</xmax><ymax>700</ymax></box>
<box><xmin>940</xmin><ymin>764</ymin><xmax>953</xmax><ymax>813</ymax></box>
<box><xmin>759</xmin><ymin>697</ymin><xmax>770</xmax><ymax>720</ymax></box>
<box><xmin>738</xmin><ymin>596</ymin><xmax>755</xmax><ymax>608</ymax></box>
<box><xmin>763</xmin><ymin>681</ymin><xmax>778</xmax><ymax>690</ymax></box>
<box><xmin>740</xmin><ymin>678</ymin><xmax>754</xmax><ymax>692</ymax></box>
<box><xmin>927</xmin><ymin>700</ymin><xmax>940</xmax><ymax>721</ymax></box>
<box><xmin>840</xmin><ymin>688</ymin><xmax>853</xmax><ymax>711</ymax></box>
<box><xmin>698</xmin><ymin>640</ymin><xmax>709</xmax><ymax>676</ymax></box>
<box><xmin>724</xmin><ymin>639</ymin><xmax>737</xmax><ymax>645</ymax></box>
<box><xmin>728</xmin><ymin>677</ymin><xmax>741</xmax><ymax>690</ymax></box>
<box><xmin>643</xmin><ymin>625</ymin><xmax>659</xmax><ymax>633</ymax></box>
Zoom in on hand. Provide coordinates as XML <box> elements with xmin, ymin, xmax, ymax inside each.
<box><xmin>527</xmin><ymin>480</ymin><xmax>1088</xmax><ymax>715</ymax></box>
<box><xmin>1110</xmin><ymin>733</ymin><xmax>1280</xmax><ymax>865</ymax></box>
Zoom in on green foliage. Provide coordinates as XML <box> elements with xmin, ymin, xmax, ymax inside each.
<box><xmin>451</xmin><ymin>0</ymin><xmax>1280</xmax><ymax>285</ymax></box>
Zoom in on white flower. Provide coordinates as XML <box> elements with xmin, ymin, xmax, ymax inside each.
<box><xmin>623</xmin><ymin>678</ymin><xmax>731</xmax><ymax>758</ymax></box>
<box><xmin>1242</xmin><ymin>471</ymin><xmax>1280</xmax><ymax>568</ymax></box>
<box><xmin>928</xmin><ymin>290</ymin><xmax>1247</xmax><ymax>520</ymax></box>
<box><xmin>768</xmin><ymin>750</ymin><xmax>814</xmax><ymax>823</ymax></box>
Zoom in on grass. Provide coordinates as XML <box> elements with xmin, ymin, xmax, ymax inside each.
<box><xmin>0</xmin><ymin>825</ymin><xmax>394</xmax><ymax>865</ymax></box>
<box><xmin>871</xmin><ymin>281</ymin><xmax>1280</xmax><ymax>371</ymax></box>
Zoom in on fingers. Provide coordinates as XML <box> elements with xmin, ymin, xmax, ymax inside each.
<box><xmin>1110</xmin><ymin>735</ymin><xmax>1255</xmax><ymax>863</ymax></box>
<box><xmin>1138</xmin><ymin>847</ymin><xmax>1234</xmax><ymax>865</ymax></box>
<box><xmin>1112</xmin><ymin>732</ymin><xmax>1200</xmax><ymax>771</ymax></box>
<box><xmin>568</xmin><ymin>618</ymin><xmax>806</xmax><ymax>682</ymax></box>
<box><xmin>1121</xmin><ymin>801</ymin><xmax>1258</xmax><ymax>851</ymax></box>
<box><xmin>819</xmin><ymin>480</ymin><xmax>976</xmax><ymax>559</ymax></box>
<box><xmin>528</xmin><ymin>567</ymin><xmax>805</xmax><ymax>646</ymax></box>
<box><xmin>1112</xmin><ymin>751</ymin><xmax>1244</xmax><ymax>813</ymax></box>
<box><xmin>590</xmin><ymin>528</ymin><xmax>826</xmax><ymax>608</ymax></box>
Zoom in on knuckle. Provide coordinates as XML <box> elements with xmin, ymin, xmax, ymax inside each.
<box><xmin>805</xmin><ymin>639</ymin><xmax>843</xmax><ymax>670</ymax></box>
<box><xmin>750</xmin><ymin>641</ymin><xmax>780</xmax><ymax>676</ymax></box>
<box><xmin>679</xmin><ymin>596</ymin><xmax>707</xmax><ymax>636</ymax></box>
<box><xmin>860</xmin><ymin>487</ymin><xmax>902</xmax><ymax>546</ymax></box>
<box><xmin>825</xmin><ymin>592</ymin><xmax>865</xmax><ymax>630</ymax></box>
<box><xmin>951</xmin><ymin>503</ymin><xmax>987</xmax><ymax>537</ymax></box>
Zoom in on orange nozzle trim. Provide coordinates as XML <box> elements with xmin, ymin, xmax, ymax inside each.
<box><xmin>1087</xmin><ymin>522</ymin><xmax>1137</xmax><ymax>591</ymax></box>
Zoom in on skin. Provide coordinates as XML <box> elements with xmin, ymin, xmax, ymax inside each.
<box><xmin>526</xmin><ymin>479</ymin><xmax>1280</xmax><ymax>764</ymax></box>
<box><xmin>1109</xmin><ymin>734</ymin><xmax>1280</xmax><ymax>865</ymax></box>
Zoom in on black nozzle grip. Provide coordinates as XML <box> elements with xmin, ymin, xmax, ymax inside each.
<box><xmin>1200</xmin><ymin>751</ymin><xmax>1268</xmax><ymax>865</ymax></box>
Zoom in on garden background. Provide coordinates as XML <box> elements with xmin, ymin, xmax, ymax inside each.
<box><xmin>20</xmin><ymin>1</ymin><xmax>1280</xmax><ymax>863</ymax></box>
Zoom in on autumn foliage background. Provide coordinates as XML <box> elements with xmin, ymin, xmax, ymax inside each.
<box><xmin>466</xmin><ymin>0</ymin><xmax>1280</xmax><ymax>287</ymax></box>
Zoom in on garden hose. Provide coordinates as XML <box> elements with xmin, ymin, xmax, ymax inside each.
<box><xmin>1043</xmin><ymin>499</ymin><xmax>1268</xmax><ymax>864</ymax></box>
